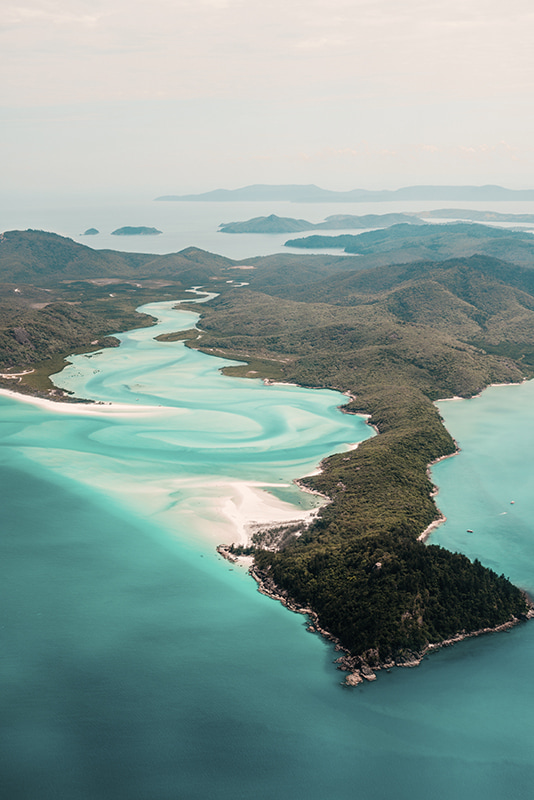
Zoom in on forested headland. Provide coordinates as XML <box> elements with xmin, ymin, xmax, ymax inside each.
<box><xmin>1</xmin><ymin>225</ymin><xmax>533</xmax><ymax>682</ymax></box>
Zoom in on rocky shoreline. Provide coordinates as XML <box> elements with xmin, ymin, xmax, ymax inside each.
<box><xmin>216</xmin><ymin>406</ymin><xmax>534</xmax><ymax>687</ymax></box>
<box><xmin>417</xmin><ymin>443</ymin><xmax>460</xmax><ymax>542</ymax></box>
<box><xmin>217</xmin><ymin>549</ymin><xmax>534</xmax><ymax>686</ymax></box>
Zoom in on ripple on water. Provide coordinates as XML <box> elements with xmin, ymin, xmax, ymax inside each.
<box><xmin>2</xmin><ymin>301</ymin><xmax>534</xmax><ymax>800</ymax></box>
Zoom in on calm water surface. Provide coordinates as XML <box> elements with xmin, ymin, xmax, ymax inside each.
<box><xmin>2</xmin><ymin>193</ymin><xmax>534</xmax><ymax>259</ymax></box>
<box><xmin>1</xmin><ymin>205</ymin><xmax>534</xmax><ymax>798</ymax></box>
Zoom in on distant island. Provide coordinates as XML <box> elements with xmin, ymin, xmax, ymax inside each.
<box><xmin>219</xmin><ymin>213</ymin><xmax>423</xmax><ymax>234</ymax></box>
<box><xmin>220</xmin><ymin>215</ymin><xmax>316</xmax><ymax>234</ymax></box>
<box><xmin>81</xmin><ymin>228</ymin><xmax>99</xmax><ymax>236</ymax></box>
<box><xmin>111</xmin><ymin>226</ymin><xmax>162</xmax><ymax>236</ymax></box>
<box><xmin>156</xmin><ymin>183</ymin><xmax>534</xmax><ymax>203</ymax></box>
<box><xmin>1</xmin><ymin>227</ymin><xmax>533</xmax><ymax>685</ymax></box>
<box><xmin>221</xmin><ymin>210</ymin><xmax>534</xmax><ymax>237</ymax></box>
<box><xmin>419</xmin><ymin>209</ymin><xmax>534</xmax><ymax>223</ymax></box>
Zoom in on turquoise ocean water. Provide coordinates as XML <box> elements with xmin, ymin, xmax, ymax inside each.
<box><xmin>1</xmin><ymin>203</ymin><xmax>534</xmax><ymax>798</ymax></box>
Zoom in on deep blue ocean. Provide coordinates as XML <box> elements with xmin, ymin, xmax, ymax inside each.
<box><xmin>1</xmin><ymin>198</ymin><xmax>534</xmax><ymax>799</ymax></box>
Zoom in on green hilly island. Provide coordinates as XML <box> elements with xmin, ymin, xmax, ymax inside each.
<box><xmin>1</xmin><ymin>226</ymin><xmax>533</xmax><ymax>680</ymax></box>
<box><xmin>111</xmin><ymin>226</ymin><xmax>162</xmax><ymax>236</ymax></box>
<box><xmin>218</xmin><ymin>212</ymin><xmax>423</xmax><ymax>234</ymax></box>
<box><xmin>218</xmin><ymin>209</ymin><xmax>534</xmax><ymax>236</ymax></box>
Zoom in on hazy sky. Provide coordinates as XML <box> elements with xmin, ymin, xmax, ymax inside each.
<box><xmin>2</xmin><ymin>0</ymin><xmax>534</xmax><ymax>195</ymax></box>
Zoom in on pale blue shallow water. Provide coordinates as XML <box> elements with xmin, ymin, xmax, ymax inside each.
<box><xmin>1</xmin><ymin>298</ymin><xmax>534</xmax><ymax>799</ymax></box>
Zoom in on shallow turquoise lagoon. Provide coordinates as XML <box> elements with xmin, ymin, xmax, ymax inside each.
<box><xmin>3</xmin><ymin>296</ymin><xmax>372</xmax><ymax>549</ymax></box>
<box><xmin>1</xmin><ymin>299</ymin><xmax>534</xmax><ymax>799</ymax></box>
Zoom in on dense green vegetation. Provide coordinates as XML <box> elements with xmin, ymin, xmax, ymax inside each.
<box><xmin>1</xmin><ymin>227</ymin><xmax>532</xmax><ymax>672</ymax></box>
<box><xmin>257</xmin><ymin>541</ymin><xmax>525</xmax><ymax>662</ymax></box>
<box><xmin>284</xmin><ymin>222</ymin><xmax>534</xmax><ymax>268</ymax></box>
<box><xmin>111</xmin><ymin>227</ymin><xmax>162</xmax><ymax>236</ymax></box>
<box><xmin>190</xmin><ymin>250</ymin><xmax>534</xmax><ymax>666</ymax></box>
<box><xmin>0</xmin><ymin>230</ymin><xmax>234</xmax><ymax>284</ymax></box>
<box><xmin>0</xmin><ymin>230</ymin><xmax>242</xmax><ymax>392</ymax></box>
<box><xmin>219</xmin><ymin>212</ymin><xmax>422</xmax><ymax>234</ymax></box>
<box><xmin>219</xmin><ymin>214</ymin><xmax>316</xmax><ymax>233</ymax></box>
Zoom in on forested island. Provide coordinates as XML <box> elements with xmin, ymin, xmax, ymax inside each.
<box><xmin>220</xmin><ymin>210</ymin><xmax>534</xmax><ymax>237</ymax></box>
<box><xmin>1</xmin><ymin>226</ymin><xmax>533</xmax><ymax>683</ymax></box>
<box><xmin>111</xmin><ymin>226</ymin><xmax>162</xmax><ymax>236</ymax></box>
<box><xmin>219</xmin><ymin>212</ymin><xmax>422</xmax><ymax>234</ymax></box>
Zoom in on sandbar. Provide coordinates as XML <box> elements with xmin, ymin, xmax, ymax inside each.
<box><xmin>0</xmin><ymin>387</ymin><xmax>175</xmax><ymax>418</ymax></box>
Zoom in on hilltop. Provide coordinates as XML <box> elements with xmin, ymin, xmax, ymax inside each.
<box><xmin>284</xmin><ymin>222</ymin><xmax>534</xmax><ymax>268</ymax></box>
<box><xmin>188</xmin><ymin>248</ymin><xmax>534</xmax><ymax>679</ymax></box>
<box><xmin>111</xmin><ymin>226</ymin><xmax>162</xmax><ymax>236</ymax></box>
<box><xmin>156</xmin><ymin>183</ymin><xmax>534</xmax><ymax>203</ymax></box>
<box><xmin>1</xmin><ymin>226</ymin><xmax>533</xmax><ymax>681</ymax></box>
<box><xmin>219</xmin><ymin>212</ymin><xmax>423</xmax><ymax>234</ymax></box>
<box><xmin>0</xmin><ymin>230</ymin><xmax>234</xmax><ymax>285</ymax></box>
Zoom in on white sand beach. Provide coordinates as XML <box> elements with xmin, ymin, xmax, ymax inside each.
<box><xmin>0</xmin><ymin>387</ymin><xmax>174</xmax><ymax>418</ymax></box>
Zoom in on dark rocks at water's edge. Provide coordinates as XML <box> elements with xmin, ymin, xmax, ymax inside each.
<box><xmin>217</xmin><ymin>545</ymin><xmax>534</xmax><ymax>686</ymax></box>
<box><xmin>111</xmin><ymin>226</ymin><xmax>162</xmax><ymax>236</ymax></box>
<box><xmin>215</xmin><ymin>438</ymin><xmax>533</xmax><ymax>688</ymax></box>
<box><xmin>216</xmin><ymin>545</ymin><xmax>240</xmax><ymax>563</ymax></box>
<box><xmin>217</xmin><ymin>547</ymin><xmax>367</xmax><ymax>683</ymax></box>
<box><xmin>336</xmin><ymin>601</ymin><xmax>534</xmax><ymax>686</ymax></box>
<box><xmin>81</xmin><ymin>228</ymin><xmax>99</xmax><ymax>236</ymax></box>
<box><xmin>231</xmin><ymin>558</ymin><xmax>534</xmax><ymax>687</ymax></box>
<box><xmin>244</xmin><ymin>560</ymin><xmax>381</xmax><ymax>685</ymax></box>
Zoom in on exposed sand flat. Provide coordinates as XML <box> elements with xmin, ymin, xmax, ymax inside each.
<box><xmin>213</xmin><ymin>480</ymin><xmax>323</xmax><ymax>546</ymax></box>
<box><xmin>0</xmin><ymin>387</ymin><xmax>174</xmax><ymax>418</ymax></box>
<box><xmin>0</xmin><ymin>299</ymin><xmax>372</xmax><ymax>557</ymax></box>
<box><xmin>97</xmin><ymin>475</ymin><xmax>324</xmax><ymax>547</ymax></box>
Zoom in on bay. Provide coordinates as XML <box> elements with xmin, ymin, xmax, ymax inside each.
<box><xmin>2</xmin><ymin>192</ymin><xmax>534</xmax><ymax>259</ymax></box>
<box><xmin>432</xmin><ymin>383</ymin><xmax>534</xmax><ymax>596</ymax></box>
<box><xmin>2</xmin><ymin>199</ymin><xmax>534</xmax><ymax>798</ymax></box>
<box><xmin>1</xmin><ymin>298</ymin><xmax>533</xmax><ymax>800</ymax></box>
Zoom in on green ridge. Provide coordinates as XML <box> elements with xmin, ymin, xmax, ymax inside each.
<box><xmin>1</xmin><ymin>227</ymin><xmax>532</xmax><ymax>668</ymax></box>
